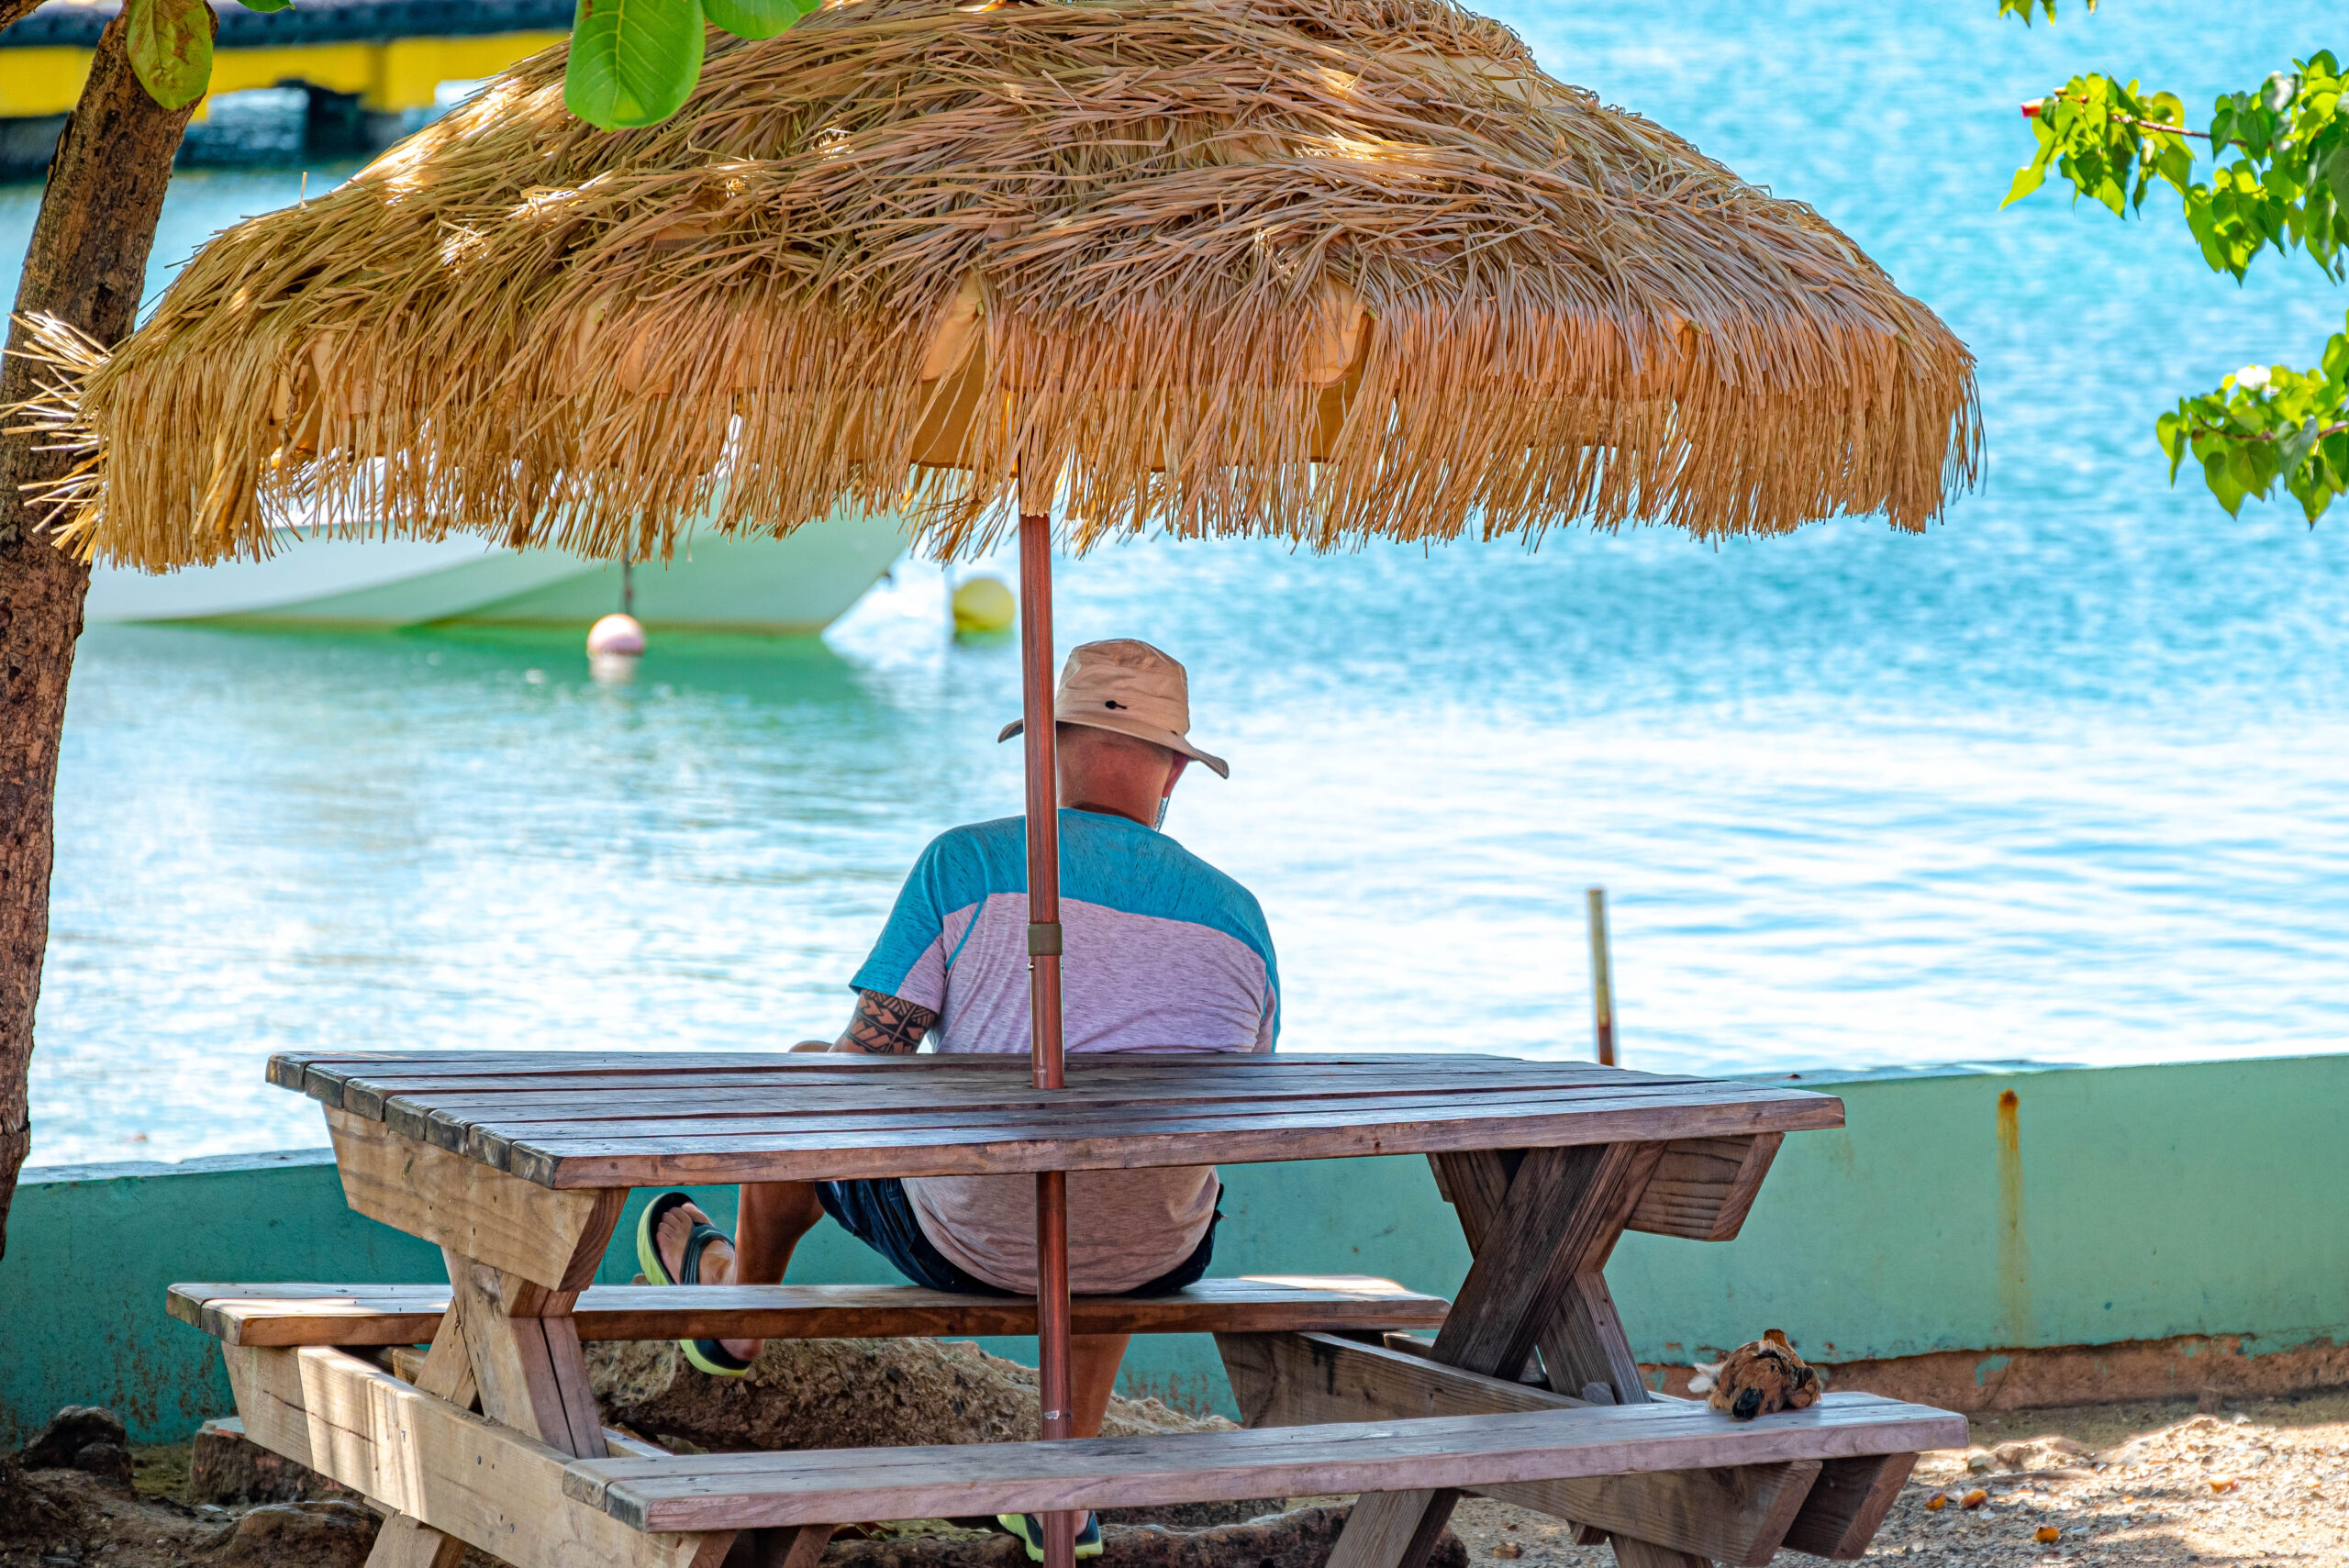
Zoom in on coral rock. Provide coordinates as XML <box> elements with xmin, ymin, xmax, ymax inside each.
<box><xmin>199</xmin><ymin>1501</ymin><xmax>380</xmax><ymax>1568</ymax></box>
<box><xmin>17</xmin><ymin>1407</ymin><xmax>128</xmax><ymax>1472</ymax></box>
<box><xmin>190</xmin><ymin>1418</ymin><xmax>361</xmax><ymax>1506</ymax></box>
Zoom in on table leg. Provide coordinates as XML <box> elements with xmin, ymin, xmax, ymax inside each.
<box><xmin>364</xmin><ymin>1515</ymin><xmax>468</xmax><ymax>1568</ymax></box>
<box><xmin>445</xmin><ymin>1244</ymin><xmax>612</xmax><ymax>1459</ymax></box>
<box><xmin>1435</xmin><ymin>1148</ymin><xmax>1710</xmax><ymax>1568</ymax></box>
<box><xmin>1324</xmin><ymin>1142</ymin><xmax>1664</xmax><ymax>1568</ymax></box>
<box><xmin>362</xmin><ymin>1289</ymin><xmax>480</xmax><ymax>1568</ymax></box>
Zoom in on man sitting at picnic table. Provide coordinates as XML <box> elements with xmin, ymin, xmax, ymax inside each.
<box><xmin>641</xmin><ymin>638</ymin><xmax>1276</xmax><ymax>1560</ymax></box>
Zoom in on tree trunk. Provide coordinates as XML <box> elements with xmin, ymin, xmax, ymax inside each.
<box><xmin>0</xmin><ymin>10</ymin><xmax>204</xmax><ymax>1254</ymax></box>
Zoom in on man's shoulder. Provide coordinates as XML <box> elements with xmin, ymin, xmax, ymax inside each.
<box><xmin>925</xmin><ymin>815</ymin><xmax>1025</xmax><ymax>855</ymax></box>
<box><xmin>906</xmin><ymin>817</ymin><xmax>1027</xmax><ymax>899</ymax></box>
<box><xmin>1068</xmin><ymin>818</ymin><xmax>1273</xmax><ymax>956</ymax></box>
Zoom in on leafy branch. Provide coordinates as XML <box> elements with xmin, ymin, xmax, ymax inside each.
<box><xmin>2003</xmin><ymin>36</ymin><xmax>2349</xmax><ymax>522</ymax></box>
<box><xmin>1996</xmin><ymin>0</ymin><xmax>2098</xmax><ymax>23</ymax></box>
<box><xmin>2158</xmin><ymin>327</ymin><xmax>2349</xmax><ymax>521</ymax></box>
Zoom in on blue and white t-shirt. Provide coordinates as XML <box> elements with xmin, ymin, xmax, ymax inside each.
<box><xmin>852</xmin><ymin>807</ymin><xmax>1278</xmax><ymax>1292</ymax></box>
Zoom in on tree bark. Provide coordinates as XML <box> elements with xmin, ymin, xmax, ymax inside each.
<box><xmin>0</xmin><ymin>9</ymin><xmax>204</xmax><ymax>1253</ymax></box>
<box><xmin>0</xmin><ymin>0</ymin><xmax>52</xmax><ymax>37</ymax></box>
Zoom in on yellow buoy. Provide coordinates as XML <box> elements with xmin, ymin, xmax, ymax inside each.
<box><xmin>952</xmin><ymin>574</ymin><xmax>1016</xmax><ymax>635</ymax></box>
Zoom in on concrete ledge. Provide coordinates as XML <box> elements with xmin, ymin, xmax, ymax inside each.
<box><xmin>1811</xmin><ymin>1334</ymin><xmax>2349</xmax><ymax>1414</ymax></box>
<box><xmin>23</xmin><ymin>1148</ymin><xmax>337</xmax><ymax>1185</ymax></box>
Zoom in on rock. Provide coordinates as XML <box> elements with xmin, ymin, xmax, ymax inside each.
<box><xmin>190</xmin><ymin>1418</ymin><xmax>362</xmax><ymax>1506</ymax></box>
<box><xmin>818</xmin><ymin>1506</ymin><xmax>1463</xmax><ymax>1568</ymax></box>
<box><xmin>1963</xmin><ymin>1449</ymin><xmax>1998</xmax><ymax>1474</ymax></box>
<box><xmin>17</xmin><ymin>1407</ymin><xmax>128</xmax><ymax>1472</ymax></box>
<box><xmin>67</xmin><ymin>1442</ymin><xmax>132</xmax><ymax>1488</ymax></box>
<box><xmin>198</xmin><ymin>1501</ymin><xmax>380</xmax><ymax>1568</ymax></box>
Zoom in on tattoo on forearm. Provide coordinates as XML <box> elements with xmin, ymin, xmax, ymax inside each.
<box><xmin>839</xmin><ymin>990</ymin><xmax>938</xmax><ymax>1054</ymax></box>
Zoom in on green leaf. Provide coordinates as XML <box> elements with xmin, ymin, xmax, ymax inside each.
<box><xmin>564</xmin><ymin>0</ymin><xmax>706</xmax><ymax>130</ymax></box>
<box><xmin>235</xmin><ymin>0</ymin><xmax>295</xmax><ymax>12</ymax></box>
<box><xmin>702</xmin><ymin>0</ymin><xmax>808</xmax><ymax>42</ymax></box>
<box><xmin>125</xmin><ymin>0</ymin><xmax>213</xmax><ymax>111</ymax></box>
<box><xmin>2278</xmin><ymin>416</ymin><xmax>2322</xmax><ymax>479</ymax></box>
<box><xmin>2002</xmin><ymin>161</ymin><xmax>2050</xmax><ymax>207</ymax></box>
<box><xmin>2322</xmin><ymin>143</ymin><xmax>2349</xmax><ymax>203</ymax></box>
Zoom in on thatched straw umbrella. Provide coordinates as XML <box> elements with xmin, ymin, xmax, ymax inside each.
<box><xmin>19</xmin><ymin>2</ymin><xmax>1977</xmax><ymax>1552</ymax></box>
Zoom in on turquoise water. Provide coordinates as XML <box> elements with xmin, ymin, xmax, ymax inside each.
<box><xmin>14</xmin><ymin>2</ymin><xmax>2348</xmax><ymax>1165</ymax></box>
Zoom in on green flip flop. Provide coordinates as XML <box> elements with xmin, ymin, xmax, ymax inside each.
<box><xmin>636</xmin><ymin>1191</ymin><xmax>755</xmax><ymax>1378</ymax></box>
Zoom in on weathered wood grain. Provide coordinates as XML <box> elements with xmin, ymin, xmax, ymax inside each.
<box><xmin>562</xmin><ymin>1397</ymin><xmax>1967</xmax><ymax>1534</ymax></box>
<box><xmin>362</xmin><ymin>1513</ymin><xmax>468</xmax><ymax>1568</ymax></box>
<box><xmin>220</xmin><ymin>1343</ymin><xmax>729</xmax><ymax>1568</ymax></box>
<box><xmin>507</xmin><ymin>1090</ymin><xmax>1841</xmax><ymax>1189</ymax></box>
<box><xmin>1331</xmin><ymin>1142</ymin><xmax>1665</xmax><ymax>1568</ymax></box>
<box><xmin>1430</xmin><ymin>1147</ymin><xmax>1706</xmax><ymax>1568</ymax></box>
<box><xmin>325</xmin><ymin>1108</ymin><xmax>623</xmax><ymax>1290</ymax></box>
<box><xmin>1218</xmin><ymin>1332</ymin><xmax>1818</xmax><ymax>1568</ymax></box>
<box><xmin>1778</xmin><ymin>1452</ymin><xmax>1918</xmax><ymax>1561</ymax></box>
<box><xmin>1432</xmin><ymin>1142</ymin><xmax>1661</xmax><ymax>1385</ymax></box>
<box><xmin>1624</xmin><ymin>1137</ymin><xmax>1784</xmax><ymax>1243</ymax></box>
<box><xmin>282</xmin><ymin>1052</ymin><xmax>1842</xmax><ymax>1191</ymax></box>
<box><xmin>412</xmin><ymin>1300</ymin><xmax>478</xmax><ymax>1411</ymax></box>
<box><xmin>445</xmin><ymin>1251</ymin><xmax>607</xmax><ymax>1461</ymax></box>
<box><xmin>166</xmin><ymin>1275</ymin><xmax>1450</xmax><ymax>1347</ymax></box>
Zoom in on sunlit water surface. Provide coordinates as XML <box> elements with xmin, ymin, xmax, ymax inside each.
<box><xmin>11</xmin><ymin>2</ymin><xmax>2346</xmax><ymax>1164</ymax></box>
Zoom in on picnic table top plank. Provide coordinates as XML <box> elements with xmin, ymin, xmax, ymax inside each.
<box><xmin>373</xmin><ymin>1064</ymin><xmax>1695</xmax><ymax>1116</ymax></box>
<box><xmin>373</xmin><ymin>1071</ymin><xmax>1722</xmax><ymax>1145</ymax></box>
<box><xmin>273</xmin><ymin>1051</ymin><xmax>1549</xmax><ymax>1098</ymax></box>
<box><xmin>396</xmin><ymin>1083</ymin><xmax>1761</xmax><ymax>1162</ymax></box>
<box><xmin>506</xmin><ymin>1094</ymin><xmax>1837</xmax><ymax>1186</ymax></box>
<box><xmin>323</xmin><ymin>1061</ymin><xmax>1674</xmax><ymax>1116</ymax></box>
<box><xmin>273</xmin><ymin>1051</ymin><xmax>1841</xmax><ymax>1188</ymax></box>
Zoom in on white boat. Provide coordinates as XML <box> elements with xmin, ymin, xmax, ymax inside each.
<box><xmin>84</xmin><ymin>506</ymin><xmax>910</xmax><ymax>632</ymax></box>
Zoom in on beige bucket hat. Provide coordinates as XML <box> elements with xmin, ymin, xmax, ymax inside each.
<box><xmin>998</xmin><ymin>639</ymin><xmax>1230</xmax><ymax>778</ymax></box>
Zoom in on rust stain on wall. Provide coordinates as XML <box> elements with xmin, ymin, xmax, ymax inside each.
<box><xmin>1996</xmin><ymin>1088</ymin><xmax>2032</xmax><ymax>1341</ymax></box>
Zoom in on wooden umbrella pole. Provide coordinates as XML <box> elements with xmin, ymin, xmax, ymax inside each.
<box><xmin>1017</xmin><ymin>506</ymin><xmax>1078</xmax><ymax>1568</ymax></box>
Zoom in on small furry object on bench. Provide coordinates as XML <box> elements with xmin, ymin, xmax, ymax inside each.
<box><xmin>1687</xmin><ymin>1329</ymin><xmax>1820</xmax><ymax>1421</ymax></box>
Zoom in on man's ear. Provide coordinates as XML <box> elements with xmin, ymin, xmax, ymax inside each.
<box><xmin>1163</xmin><ymin>754</ymin><xmax>1190</xmax><ymax>799</ymax></box>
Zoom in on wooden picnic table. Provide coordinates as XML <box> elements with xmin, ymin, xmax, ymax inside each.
<box><xmin>184</xmin><ymin>1050</ymin><xmax>1964</xmax><ymax>1568</ymax></box>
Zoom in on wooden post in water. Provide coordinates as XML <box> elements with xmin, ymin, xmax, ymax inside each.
<box><xmin>1586</xmin><ymin>886</ymin><xmax>1616</xmax><ymax>1066</ymax></box>
<box><xmin>1016</xmin><ymin>505</ymin><xmax>1077</xmax><ymax>1568</ymax></box>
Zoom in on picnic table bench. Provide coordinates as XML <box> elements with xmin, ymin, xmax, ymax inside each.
<box><xmin>173</xmin><ymin>1051</ymin><xmax>1964</xmax><ymax>1568</ymax></box>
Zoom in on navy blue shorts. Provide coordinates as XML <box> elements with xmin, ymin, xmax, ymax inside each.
<box><xmin>815</xmin><ymin>1177</ymin><xmax>1219</xmax><ymax>1297</ymax></box>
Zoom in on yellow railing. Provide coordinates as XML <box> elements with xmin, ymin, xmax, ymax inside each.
<box><xmin>0</xmin><ymin>30</ymin><xmax>564</xmax><ymax>118</ymax></box>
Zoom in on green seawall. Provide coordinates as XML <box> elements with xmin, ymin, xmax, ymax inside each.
<box><xmin>4</xmin><ymin>1055</ymin><xmax>2343</xmax><ymax>1444</ymax></box>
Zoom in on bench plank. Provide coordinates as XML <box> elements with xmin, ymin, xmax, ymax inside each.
<box><xmin>169</xmin><ymin>1276</ymin><xmax>1452</xmax><ymax>1347</ymax></box>
<box><xmin>564</xmin><ymin>1395</ymin><xmax>1967</xmax><ymax>1533</ymax></box>
<box><xmin>1220</xmin><ymin>1331</ymin><xmax>1819</xmax><ymax>1568</ymax></box>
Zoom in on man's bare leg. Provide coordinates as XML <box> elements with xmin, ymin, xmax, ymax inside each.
<box><xmin>1070</xmin><ymin>1333</ymin><xmax>1131</xmax><ymax>1438</ymax></box>
<box><xmin>652</xmin><ymin>1181</ymin><xmax>826</xmax><ymax>1363</ymax></box>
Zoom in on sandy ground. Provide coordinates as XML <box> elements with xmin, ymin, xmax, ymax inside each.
<box><xmin>10</xmin><ymin>1393</ymin><xmax>2347</xmax><ymax>1567</ymax></box>
<box><xmin>1438</xmin><ymin>1392</ymin><xmax>2349</xmax><ymax>1566</ymax></box>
